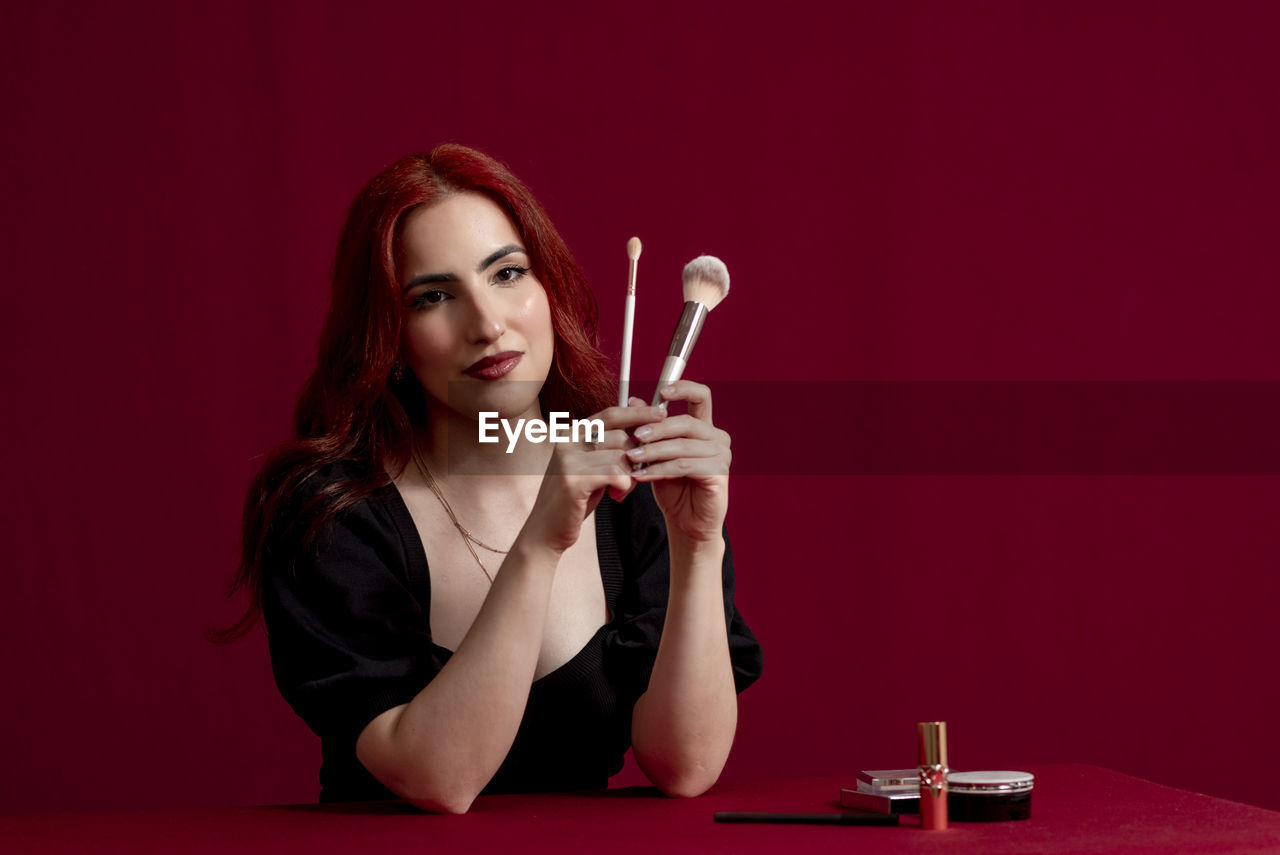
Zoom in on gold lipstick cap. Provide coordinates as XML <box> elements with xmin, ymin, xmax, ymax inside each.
<box><xmin>918</xmin><ymin>721</ymin><xmax>948</xmax><ymax>768</ymax></box>
<box><xmin>918</xmin><ymin>721</ymin><xmax>950</xmax><ymax>830</ymax></box>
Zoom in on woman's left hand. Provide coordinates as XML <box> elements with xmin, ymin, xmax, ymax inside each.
<box><xmin>625</xmin><ymin>381</ymin><xmax>731</xmax><ymax>545</ymax></box>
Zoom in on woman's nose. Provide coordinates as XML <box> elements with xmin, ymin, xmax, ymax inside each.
<box><xmin>466</xmin><ymin>290</ymin><xmax>506</xmax><ymax>343</ymax></box>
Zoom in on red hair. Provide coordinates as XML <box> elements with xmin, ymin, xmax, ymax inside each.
<box><xmin>214</xmin><ymin>145</ymin><xmax>615</xmax><ymax>642</ymax></box>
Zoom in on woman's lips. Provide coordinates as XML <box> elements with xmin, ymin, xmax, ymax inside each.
<box><xmin>463</xmin><ymin>351</ymin><xmax>522</xmax><ymax>380</ymax></box>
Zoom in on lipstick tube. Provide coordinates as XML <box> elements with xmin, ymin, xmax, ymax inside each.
<box><xmin>918</xmin><ymin>721</ymin><xmax>949</xmax><ymax>830</ymax></box>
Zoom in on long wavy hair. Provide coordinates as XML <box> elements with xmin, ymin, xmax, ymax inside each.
<box><xmin>214</xmin><ymin>144</ymin><xmax>616</xmax><ymax>642</ymax></box>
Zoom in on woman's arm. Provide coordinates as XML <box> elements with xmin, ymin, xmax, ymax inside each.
<box><xmin>630</xmin><ymin>533</ymin><xmax>737</xmax><ymax>797</ymax></box>
<box><xmin>354</xmin><ymin>404</ymin><xmax>663</xmax><ymax>814</ymax></box>
<box><xmin>624</xmin><ymin>382</ymin><xmax>740</xmax><ymax>797</ymax></box>
<box><xmin>354</xmin><ymin>536</ymin><xmax>561</xmax><ymax>814</ymax></box>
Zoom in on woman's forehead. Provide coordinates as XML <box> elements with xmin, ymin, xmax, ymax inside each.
<box><xmin>400</xmin><ymin>192</ymin><xmax>524</xmax><ymax>272</ymax></box>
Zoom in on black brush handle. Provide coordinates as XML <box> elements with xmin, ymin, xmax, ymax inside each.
<box><xmin>714</xmin><ymin>812</ymin><xmax>900</xmax><ymax>826</ymax></box>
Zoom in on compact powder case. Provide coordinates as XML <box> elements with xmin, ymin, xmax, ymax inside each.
<box><xmin>946</xmin><ymin>771</ymin><xmax>1035</xmax><ymax>821</ymax></box>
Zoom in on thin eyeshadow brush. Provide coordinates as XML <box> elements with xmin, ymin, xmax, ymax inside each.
<box><xmin>618</xmin><ymin>237</ymin><xmax>642</xmax><ymax>406</ymax></box>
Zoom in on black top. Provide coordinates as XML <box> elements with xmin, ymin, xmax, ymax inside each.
<box><xmin>262</xmin><ymin>463</ymin><xmax>763</xmax><ymax>802</ymax></box>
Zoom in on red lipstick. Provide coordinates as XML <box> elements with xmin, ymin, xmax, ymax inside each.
<box><xmin>464</xmin><ymin>351</ymin><xmax>522</xmax><ymax>380</ymax></box>
<box><xmin>918</xmin><ymin>721</ymin><xmax>949</xmax><ymax>831</ymax></box>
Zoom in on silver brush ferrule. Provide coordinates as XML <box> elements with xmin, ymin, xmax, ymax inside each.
<box><xmin>653</xmin><ymin>301</ymin><xmax>709</xmax><ymax>405</ymax></box>
<box><xmin>667</xmin><ymin>301</ymin><xmax>708</xmax><ymax>361</ymax></box>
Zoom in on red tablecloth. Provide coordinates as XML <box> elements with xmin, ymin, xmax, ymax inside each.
<box><xmin>4</xmin><ymin>764</ymin><xmax>1279</xmax><ymax>854</ymax></box>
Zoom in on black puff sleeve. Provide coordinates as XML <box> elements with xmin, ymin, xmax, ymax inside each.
<box><xmin>603</xmin><ymin>485</ymin><xmax>763</xmax><ymax>709</ymax></box>
<box><xmin>261</xmin><ymin>470</ymin><xmax>442</xmax><ymax>750</ymax></box>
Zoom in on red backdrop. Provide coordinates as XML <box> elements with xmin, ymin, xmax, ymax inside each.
<box><xmin>2</xmin><ymin>0</ymin><xmax>1277</xmax><ymax>815</ymax></box>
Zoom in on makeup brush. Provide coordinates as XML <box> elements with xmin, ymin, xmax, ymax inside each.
<box><xmin>652</xmin><ymin>255</ymin><xmax>730</xmax><ymax>407</ymax></box>
<box><xmin>619</xmin><ymin>237</ymin><xmax>642</xmax><ymax>406</ymax></box>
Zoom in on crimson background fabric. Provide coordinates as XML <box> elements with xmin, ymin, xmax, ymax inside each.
<box><xmin>2</xmin><ymin>0</ymin><xmax>1278</xmax><ymax>814</ymax></box>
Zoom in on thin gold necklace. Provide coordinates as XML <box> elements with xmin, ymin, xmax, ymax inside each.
<box><xmin>411</xmin><ymin>444</ymin><xmax>508</xmax><ymax>583</ymax></box>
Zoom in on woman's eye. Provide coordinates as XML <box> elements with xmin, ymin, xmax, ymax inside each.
<box><xmin>494</xmin><ymin>266</ymin><xmax>530</xmax><ymax>285</ymax></box>
<box><xmin>411</xmin><ymin>289</ymin><xmax>450</xmax><ymax>309</ymax></box>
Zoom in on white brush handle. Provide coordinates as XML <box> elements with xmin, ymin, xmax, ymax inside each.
<box><xmin>619</xmin><ymin>293</ymin><xmax>635</xmax><ymax>406</ymax></box>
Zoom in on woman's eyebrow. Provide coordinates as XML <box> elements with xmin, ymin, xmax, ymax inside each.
<box><xmin>403</xmin><ymin>245</ymin><xmax>528</xmax><ymax>292</ymax></box>
<box><xmin>477</xmin><ymin>244</ymin><xmax>527</xmax><ymax>272</ymax></box>
<box><xmin>403</xmin><ymin>271</ymin><xmax>459</xmax><ymax>291</ymax></box>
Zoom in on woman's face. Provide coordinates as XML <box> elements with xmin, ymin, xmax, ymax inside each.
<box><xmin>398</xmin><ymin>192</ymin><xmax>555</xmax><ymax>424</ymax></box>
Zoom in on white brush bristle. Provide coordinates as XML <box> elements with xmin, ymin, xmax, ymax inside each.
<box><xmin>627</xmin><ymin>236</ymin><xmax>643</xmax><ymax>260</ymax></box>
<box><xmin>681</xmin><ymin>255</ymin><xmax>730</xmax><ymax>310</ymax></box>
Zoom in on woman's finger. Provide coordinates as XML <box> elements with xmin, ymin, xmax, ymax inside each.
<box><xmin>625</xmin><ymin>437</ymin><xmax>723</xmax><ymax>465</ymax></box>
<box><xmin>633</xmin><ymin>414</ymin><xmax>723</xmax><ymax>445</ymax></box>
<box><xmin>586</xmin><ymin>428</ymin><xmax>633</xmax><ymax>451</ymax></box>
<box><xmin>630</xmin><ymin>454</ymin><xmax>730</xmax><ymax>481</ymax></box>
<box><xmin>656</xmin><ymin>380</ymin><xmax>713</xmax><ymax>422</ymax></box>
<box><xmin>593</xmin><ymin>402</ymin><xmax>668</xmax><ymax>432</ymax></box>
<box><xmin>556</xmin><ymin>449</ymin><xmax>637</xmax><ymax>494</ymax></box>
<box><xmin>604</xmin><ymin>467</ymin><xmax>636</xmax><ymax>503</ymax></box>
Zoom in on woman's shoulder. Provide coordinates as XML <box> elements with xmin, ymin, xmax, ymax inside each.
<box><xmin>280</xmin><ymin>458</ymin><xmax>399</xmax><ymax>516</ymax></box>
<box><xmin>265</xmin><ymin>458</ymin><xmax>412</xmax><ymax>572</ymax></box>
<box><xmin>296</xmin><ymin>457</ymin><xmax>382</xmax><ymax>493</ymax></box>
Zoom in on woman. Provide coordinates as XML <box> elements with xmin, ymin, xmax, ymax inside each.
<box><xmin>221</xmin><ymin>144</ymin><xmax>761</xmax><ymax>813</ymax></box>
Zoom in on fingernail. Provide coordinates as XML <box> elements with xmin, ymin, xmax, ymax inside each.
<box><xmin>652</xmin><ymin>404</ymin><xmax>666</xmax><ymax>416</ymax></box>
<box><xmin>661</xmin><ymin>385</ymin><xmax>676</xmax><ymax>397</ymax></box>
<box><xmin>626</xmin><ymin>446</ymin><xmax>645</xmax><ymax>460</ymax></box>
<box><xmin>634</xmin><ymin>426</ymin><xmax>652</xmax><ymax>439</ymax></box>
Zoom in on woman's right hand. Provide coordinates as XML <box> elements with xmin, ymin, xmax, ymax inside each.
<box><xmin>520</xmin><ymin>398</ymin><xmax>666</xmax><ymax>554</ymax></box>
